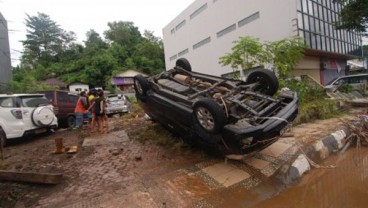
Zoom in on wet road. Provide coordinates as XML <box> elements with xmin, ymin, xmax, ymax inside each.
<box><xmin>201</xmin><ymin>147</ymin><xmax>368</xmax><ymax>208</ymax></box>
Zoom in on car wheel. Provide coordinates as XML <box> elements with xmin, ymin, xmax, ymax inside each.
<box><xmin>31</xmin><ymin>106</ymin><xmax>55</xmax><ymax>127</ymax></box>
<box><xmin>67</xmin><ymin>116</ymin><xmax>76</xmax><ymax>129</ymax></box>
<box><xmin>193</xmin><ymin>98</ymin><xmax>226</xmax><ymax>134</ymax></box>
<box><xmin>176</xmin><ymin>58</ymin><xmax>192</xmax><ymax>72</ymax></box>
<box><xmin>134</xmin><ymin>75</ymin><xmax>150</xmax><ymax>101</ymax></box>
<box><xmin>0</xmin><ymin>127</ymin><xmax>6</xmax><ymax>147</ymax></box>
<box><xmin>246</xmin><ymin>68</ymin><xmax>279</xmax><ymax>96</ymax></box>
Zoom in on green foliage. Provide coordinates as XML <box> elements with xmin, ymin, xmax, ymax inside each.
<box><xmin>295</xmin><ymin>99</ymin><xmax>339</xmax><ymax>125</ymax></box>
<box><xmin>219</xmin><ymin>36</ymin><xmax>267</xmax><ymax>71</ymax></box>
<box><xmin>335</xmin><ymin>0</ymin><xmax>368</xmax><ymax>34</ymax></box>
<box><xmin>104</xmin><ymin>21</ymin><xmax>142</xmax><ymax>53</ymax></box>
<box><xmin>280</xmin><ymin>78</ymin><xmax>340</xmax><ymax>124</ymax></box>
<box><xmin>21</xmin><ymin>12</ymin><xmax>76</xmax><ymax>68</ymax></box>
<box><xmin>266</xmin><ymin>37</ymin><xmax>306</xmax><ymax>79</ymax></box>
<box><xmin>219</xmin><ymin>36</ymin><xmax>306</xmax><ymax>79</ymax></box>
<box><xmin>11</xmin><ymin>13</ymin><xmax>165</xmax><ymax>92</ymax></box>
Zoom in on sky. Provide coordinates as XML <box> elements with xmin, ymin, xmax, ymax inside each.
<box><xmin>0</xmin><ymin>0</ymin><xmax>194</xmax><ymax>66</ymax></box>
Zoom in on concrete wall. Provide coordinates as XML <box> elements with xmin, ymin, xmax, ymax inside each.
<box><xmin>0</xmin><ymin>13</ymin><xmax>12</xmax><ymax>92</ymax></box>
<box><xmin>163</xmin><ymin>0</ymin><xmax>298</xmax><ymax>76</ymax></box>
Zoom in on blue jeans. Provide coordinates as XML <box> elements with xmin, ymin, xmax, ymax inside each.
<box><xmin>75</xmin><ymin>113</ymin><xmax>84</xmax><ymax>128</ymax></box>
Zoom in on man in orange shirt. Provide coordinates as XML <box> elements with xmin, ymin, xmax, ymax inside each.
<box><xmin>74</xmin><ymin>91</ymin><xmax>88</xmax><ymax>129</ymax></box>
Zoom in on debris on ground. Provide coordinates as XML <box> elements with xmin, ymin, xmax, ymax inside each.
<box><xmin>0</xmin><ymin>170</ymin><xmax>63</xmax><ymax>184</ymax></box>
<box><xmin>341</xmin><ymin>114</ymin><xmax>368</xmax><ymax>147</ymax></box>
<box><xmin>66</xmin><ymin>146</ymin><xmax>78</xmax><ymax>154</ymax></box>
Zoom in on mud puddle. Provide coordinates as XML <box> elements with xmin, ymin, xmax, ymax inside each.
<box><xmin>198</xmin><ymin>148</ymin><xmax>368</xmax><ymax>207</ymax></box>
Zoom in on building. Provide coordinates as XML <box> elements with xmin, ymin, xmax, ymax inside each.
<box><xmin>0</xmin><ymin>12</ymin><xmax>12</xmax><ymax>92</ymax></box>
<box><xmin>163</xmin><ymin>0</ymin><xmax>363</xmax><ymax>85</ymax></box>
<box><xmin>68</xmin><ymin>83</ymin><xmax>89</xmax><ymax>93</ymax></box>
<box><xmin>111</xmin><ymin>70</ymin><xmax>147</xmax><ymax>93</ymax></box>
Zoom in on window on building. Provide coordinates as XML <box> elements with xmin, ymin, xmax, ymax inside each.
<box><xmin>190</xmin><ymin>3</ymin><xmax>208</xmax><ymax>20</ymax></box>
<box><xmin>170</xmin><ymin>54</ymin><xmax>177</xmax><ymax>61</ymax></box>
<box><xmin>238</xmin><ymin>12</ymin><xmax>260</xmax><ymax>28</ymax></box>
<box><xmin>216</xmin><ymin>24</ymin><xmax>236</xmax><ymax>38</ymax></box>
<box><xmin>175</xmin><ymin>20</ymin><xmax>186</xmax><ymax>31</ymax></box>
<box><xmin>297</xmin><ymin>0</ymin><xmax>362</xmax><ymax>56</ymax></box>
<box><xmin>193</xmin><ymin>37</ymin><xmax>211</xmax><ymax>50</ymax></box>
<box><xmin>178</xmin><ymin>48</ymin><xmax>189</xmax><ymax>57</ymax></box>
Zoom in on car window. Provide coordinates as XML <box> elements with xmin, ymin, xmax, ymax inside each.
<box><xmin>68</xmin><ymin>94</ymin><xmax>78</xmax><ymax>103</ymax></box>
<box><xmin>21</xmin><ymin>96</ymin><xmax>49</xmax><ymax>107</ymax></box>
<box><xmin>0</xmin><ymin>97</ymin><xmax>15</xmax><ymax>107</ymax></box>
<box><xmin>58</xmin><ymin>92</ymin><xmax>68</xmax><ymax>103</ymax></box>
<box><xmin>44</xmin><ymin>91</ymin><xmax>54</xmax><ymax>102</ymax></box>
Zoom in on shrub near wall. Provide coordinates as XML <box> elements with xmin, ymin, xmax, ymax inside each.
<box><xmin>281</xmin><ymin>79</ymin><xmax>340</xmax><ymax>125</ymax></box>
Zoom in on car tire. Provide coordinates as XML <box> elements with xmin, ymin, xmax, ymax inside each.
<box><xmin>0</xmin><ymin>127</ymin><xmax>6</xmax><ymax>147</ymax></box>
<box><xmin>176</xmin><ymin>58</ymin><xmax>192</xmax><ymax>72</ymax></box>
<box><xmin>31</xmin><ymin>106</ymin><xmax>55</xmax><ymax>127</ymax></box>
<box><xmin>67</xmin><ymin>116</ymin><xmax>76</xmax><ymax>129</ymax></box>
<box><xmin>134</xmin><ymin>75</ymin><xmax>150</xmax><ymax>101</ymax></box>
<box><xmin>246</xmin><ymin>68</ymin><xmax>279</xmax><ymax>96</ymax></box>
<box><xmin>193</xmin><ymin>98</ymin><xmax>226</xmax><ymax>134</ymax></box>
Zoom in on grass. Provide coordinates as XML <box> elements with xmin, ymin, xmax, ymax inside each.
<box><xmin>295</xmin><ymin>98</ymin><xmax>344</xmax><ymax>125</ymax></box>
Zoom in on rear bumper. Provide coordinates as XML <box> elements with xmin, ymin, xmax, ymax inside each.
<box><xmin>105</xmin><ymin>106</ymin><xmax>129</xmax><ymax>114</ymax></box>
<box><xmin>6</xmin><ymin>124</ymin><xmax>58</xmax><ymax>139</ymax></box>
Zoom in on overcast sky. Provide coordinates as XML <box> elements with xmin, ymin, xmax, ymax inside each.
<box><xmin>0</xmin><ymin>0</ymin><xmax>194</xmax><ymax>66</ymax></box>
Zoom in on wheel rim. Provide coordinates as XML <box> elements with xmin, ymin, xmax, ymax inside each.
<box><xmin>68</xmin><ymin>117</ymin><xmax>76</xmax><ymax>128</ymax></box>
<box><xmin>250</xmin><ymin>76</ymin><xmax>269</xmax><ymax>93</ymax></box>
<box><xmin>196</xmin><ymin>107</ymin><xmax>215</xmax><ymax>131</ymax></box>
<box><xmin>136</xmin><ymin>81</ymin><xmax>143</xmax><ymax>94</ymax></box>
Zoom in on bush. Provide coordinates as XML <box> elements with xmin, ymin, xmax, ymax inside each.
<box><xmin>280</xmin><ymin>78</ymin><xmax>341</xmax><ymax>124</ymax></box>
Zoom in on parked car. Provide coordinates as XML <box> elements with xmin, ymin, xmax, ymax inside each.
<box><xmin>324</xmin><ymin>74</ymin><xmax>368</xmax><ymax>92</ymax></box>
<box><xmin>39</xmin><ymin>90</ymin><xmax>79</xmax><ymax>128</ymax></box>
<box><xmin>134</xmin><ymin>58</ymin><xmax>298</xmax><ymax>155</ymax></box>
<box><xmin>104</xmin><ymin>94</ymin><xmax>132</xmax><ymax>117</ymax></box>
<box><xmin>0</xmin><ymin>93</ymin><xmax>58</xmax><ymax>146</ymax></box>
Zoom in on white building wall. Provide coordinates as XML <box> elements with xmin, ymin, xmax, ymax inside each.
<box><xmin>163</xmin><ymin>0</ymin><xmax>298</xmax><ymax>76</ymax></box>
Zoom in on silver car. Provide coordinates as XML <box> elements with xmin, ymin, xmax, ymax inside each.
<box><xmin>324</xmin><ymin>74</ymin><xmax>368</xmax><ymax>92</ymax></box>
<box><xmin>104</xmin><ymin>94</ymin><xmax>131</xmax><ymax>117</ymax></box>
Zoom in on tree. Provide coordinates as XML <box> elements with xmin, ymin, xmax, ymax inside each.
<box><xmin>132</xmin><ymin>30</ymin><xmax>165</xmax><ymax>75</ymax></box>
<box><xmin>219</xmin><ymin>36</ymin><xmax>267</xmax><ymax>74</ymax></box>
<box><xmin>21</xmin><ymin>13</ymin><xmax>75</xmax><ymax>68</ymax></box>
<box><xmin>104</xmin><ymin>21</ymin><xmax>142</xmax><ymax>54</ymax></box>
<box><xmin>265</xmin><ymin>37</ymin><xmax>306</xmax><ymax>79</ymax></box>
<box><xmin>219</xmin><ymin>36</ymin><xmax>306</xmax><ymax>80</ymax></box>
<box><xmin>335</xmin><ymin>0</ymin><xmax>368</xmax><ymax>34</ymax></box>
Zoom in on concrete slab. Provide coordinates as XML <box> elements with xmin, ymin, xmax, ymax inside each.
<box><xmin>202</xmin><ymin>163</ymin><xmax>250</xmax><ymax>187</ymax></box>
<box><xmin>260</xmin><ymin>141</ymin><xmax>292</xmax><ymax>158</ymax></box>
<box><xmin>245</xmin><ymin>158</ymin><xmax>270</xmax><ymax>170</ymax></box>
<box><xmin>82</xmin><ymin>130</ymin><xmax>129</xmax><ymax>146</ymax></box>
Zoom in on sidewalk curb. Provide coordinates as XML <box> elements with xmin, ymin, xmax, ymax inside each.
<box><xmin>278</xmin><ymin>126</ymin><xmax>351</xmax><ymax>184</ymax></box>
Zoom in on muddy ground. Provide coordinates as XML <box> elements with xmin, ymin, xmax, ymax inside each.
<box><xmin>0</xmin><ymin>109</ymin><xmax>360</xmax><ymax>208</ymax></box>
<box><xmin>0</xmin><ymin>114</ymin><xmax>209</xmax><ymax>208</ymax></box>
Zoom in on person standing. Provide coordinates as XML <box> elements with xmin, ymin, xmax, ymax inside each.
<box><xmin>87</xmin><ymin>89</ymin><xmax>97</xmax><ymax>132</ymax></box>
<box><xmin>74</xmin><ymin>91</ymin><xmax>88</xmax><ymax>129</ymax></box>
<box><xmin>95</xmin><ymin>90</ymin><xmax>109</xmax><ymax>133</ymax></box>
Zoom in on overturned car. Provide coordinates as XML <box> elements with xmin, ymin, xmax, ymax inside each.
<box><xmin>134</xmin><ymin>58</ymin><xmax>298</xmax><ymax>155</ymax></box>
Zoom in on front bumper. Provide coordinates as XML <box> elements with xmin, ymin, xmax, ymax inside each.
<box><xmin>221</xmin><ymin>92</ymin><xmax>298</xmax><ymax>154</ymax></box>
